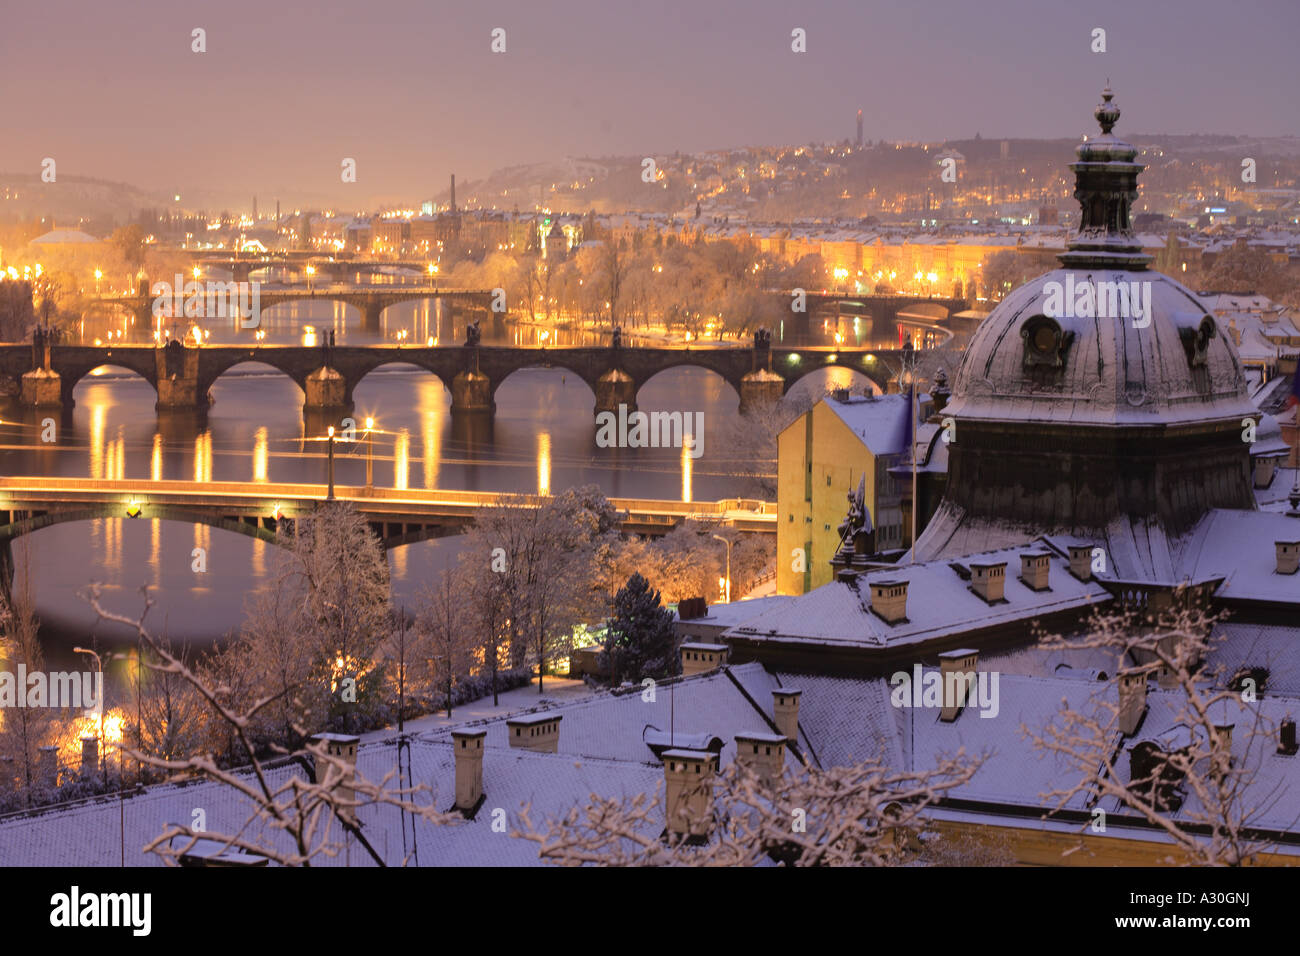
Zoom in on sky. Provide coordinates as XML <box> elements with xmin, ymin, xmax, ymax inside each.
<box><xmin>2</xmin><ymin>0</ymin><xmax>1298</xmax><ymax>208</ymax></box>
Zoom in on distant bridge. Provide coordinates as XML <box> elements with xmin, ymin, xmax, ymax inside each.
<box><xmin>1</xmin><ymin>341</ymin><xmax>917</xmax><ymax>416</ymax></box>
<box><xmin>0</xmin><ymin>476</ymin><xmax>776</xmax><ymax>598</ymax></box>
<box><xmin>90</xmin><ymin>286</ymin><xmax>494</xmax><ymax>332</ymax></box>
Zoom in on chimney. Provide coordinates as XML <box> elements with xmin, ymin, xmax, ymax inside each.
<box><xmin>869</xmin><ymin>579</ymin><xmax>908</xmax><ymax>623</ymax></box>
<box><xmin>311</xmin><ymin>733</ymin><xmax>360</xmax><ymax>818</ymax></box>
<box><xmin>938</xmin><ymin>649</ymin><xmax>978</xmax><ymax>721</ymax></box>
<box><xmin>1020</xmin><ymin>550</ymin><xmax>1051</xmax><ymax>591</ymax></box>
<box><xmin>451</xmin><ymin>729</ymin><xmax>486</xmax><ymax>812</ymax></box>
<box><xmin>39</xmin><ymin>745</ymin><xmax>58</xmax><ymax>789</ymax></box>
<box><xmin>1276</xmin><ymin>540</ymin><xmax>1300</xmax><ymax>575</ymax></box>
<box><xmin>734</xmin><ymin>732</ymin><xmax>786</xmax><ymax>787</ymax></box>
<box><xmin>1279</xmin><ymin>717</ymin><xmax>1298</xmax><ymax>756</ymax></box>
<box><xmin>450</xmin><ymin>174</ymin><xmax>456</xmax><ymax>211</ymax></box>
<box><xmin>680</xmin><ymin>642</ymin><xmax>727</xmax><ymax>676</ymax></box>
<box><xmin>1255</xmin><ymin>456</ymin><xmax>1277</xmax><ymax>489</ymax></box>
<box><xmin>1068</xmin><ymin>544</ymin><xmax>1094</xmax><ymax>581</ymax></box>
<box><xmin>80</xmin><ymin>736</ymin><xmax>98</xmax><ymax>779</ymax></box>
<box><xmin>1118</xmin><ymin>671</ymin><xmax>1148</xmax><ymax>735</ymax></box>
<box><xmin>969</xmin><ymin>560</ymin><xmax>1006</xmax><ymax>603</ymax></box>
<box><xmin>661</xmin><ymin>749</ymin><xmax>716</xmax><ymax>840</ymax></box>
<box><xmin>772</xmin><ymin>688</ymin><xmax>802</xmax><ymax>742</ymax></box>
<box><xmin>506</xmin><ymin>713</ymin><xmax>562</xmax><ymax>753</ymax></box>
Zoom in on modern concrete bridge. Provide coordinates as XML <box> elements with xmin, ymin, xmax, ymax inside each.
<box><xmin>0</xmin><ymin>476</ymin><xmax>776</xmax><ymax>599</ymax></box>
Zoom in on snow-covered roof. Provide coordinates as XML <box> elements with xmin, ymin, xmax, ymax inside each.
<box><xmin>724</xmin><ymin>544</ymin><xmax>1108</xmax><ymax>651</ymax></box>
<box><xmin>821</xmin><ymin>394</ymin><xmax>914</xmax><ymax>455</ymax></box>
<box><xmin>1172</xmin><ymin>508</ymin><xmax>1300</xmax><ymax>603</ymax></box>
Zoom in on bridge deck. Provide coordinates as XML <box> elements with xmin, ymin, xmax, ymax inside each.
<box><xmin>0</xmin><ymin>477</ymin><xmax>775</xmax><ymax>533</ymax></box>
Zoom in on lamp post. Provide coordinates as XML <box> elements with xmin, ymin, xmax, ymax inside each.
<box><xmin>710</xmin><ymin>534</ymin><xmax>732</xmax><ymax>604</ymax></box>
<box><xmin>364</xmin><ymin>417</ymin><xmax>375</xmax><ymax>493</ymax></box>
<box><xmin>71</xmin><ymin>646</ymin><xmax>108</xmax><ymax>780</ymax></box>
<box><xmin>306</xmin><ymin>264</ymin><xmax>316</xmax><ymax>293</ymax></box>
<box><xmin>326</xmin><ymin>425</ymin><xmax>336</xmax><ymax>500</ymax></box>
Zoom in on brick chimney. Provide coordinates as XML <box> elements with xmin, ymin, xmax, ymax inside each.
<box><xmin>662</xmin><ymin>749</ymin><xmax>716</xmax><ymax>840</ymax></box>
<box><xmin>312</xmin><ymin>733</ymin><xmax>360</xmax><ymax>819</ymax></box>
<box><xmin>938</xmin><ymin>649</ymin><xmax>978</xmax><ymax>721</ymax></box>
<box><xmin>451</xmin><ymin>729</ymin><xmax>486</xmax><ymax>811</ymax></box>
<box><xmin>38</xmin><ymin>745</ymin><xmax>58</xmax><ymax>789</ymax></box>
<box><xmin>80</xmin><ymin>736</ymin><xmax>98</xmax><ymax>779</ymax></box>
<box><xmin>1020</xmin><ymin>550</ymin><xmax>1051</xmax><ymax>591</ymax></box>
<box><xmin>1068</xmin><ymin>544</ymin><xmax>1094</xmax><ymax>581</ymax></box>
<box><xmin>680</xmin><ymin>642</ymin><xmax>727</xmax><ymax>676</ymax></box>
<box><xmin>969</xmin><ymin>561</ymin><xmax>1006</xmax><ymax>603</ymax></box>
<box><xmin>869</xmin><ymin>579</ymin><xmax>908</xmax><ymax>623</ymax></box>
<box><xmin>1118</xmin><ymin>671</ymin><xmax>1148</xmax><ymax>735</ymax></box>
<box><xmin>734</xmin><ymin>732</ymin><xmax>786</xmax><ymax>786</ymax></box>
<box><xmin>506</xmin><ymin>713</ymin><xmax>562</xmax><ymax>753</ymax></box>
<box><xmin>1276</xmin><ymin>540</ymin><xmax>1300</xmax><ymax>575</ymax></box>
<box><xmin>772</xmin><ymin>688</ymin><xmax>801</xmax><ymax>741</ymax></box>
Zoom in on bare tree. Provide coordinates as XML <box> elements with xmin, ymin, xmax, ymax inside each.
<box><xmin>1022</xmin><ymin>593</ymin><xmax>1290</xmax><ymax>865</ymax></box>
<box><xmin>84</xmin><ymin>586</ymin><xmax>462</xmax><ymax>867</ymax></box>
<box><xmin>514</xmin><ymin>750</ymin><xmax>984</xmax><ymax>866</ymax></box>
<box><xmin>413</xmin><ymin>566</ymin><xmax>476</xmax><ymax>718</ymax></box>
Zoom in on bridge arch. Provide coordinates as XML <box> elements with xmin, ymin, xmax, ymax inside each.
<box><xmin>201</xmin><ymin>357</ymin><xmax>309</xmax><ymax>402</ymax></box>
<box><xmin>348</xmin><ymin>360</ymin><xmax>454</xmax><ymax>408</ymax></box>
<box><xmin>636</xmin><ymin>363</ymin><xmax>742</xmax><ymax>410</ymax></box>
<box><xmin>63</xmin><ymin>357</ymin><xmax>159</xmax><ymax>406</ymax></box>
<box><xmin>489</xmin><ymin>362</ymin><xmax>600</xmax><ymax>406</ymax></box>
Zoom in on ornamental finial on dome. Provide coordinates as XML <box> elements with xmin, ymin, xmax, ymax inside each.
<box><xmin>1059</xmin><ymin>85</ymin><xmax>1150</xmax><ymax>270</ymax></box>
<box><xmin>1095</xmin><ymin>86</ymin><xmax>1120</xmax><ymax>135</ymax></box>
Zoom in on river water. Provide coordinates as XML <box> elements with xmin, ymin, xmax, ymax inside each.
<box><xmin>4</xmin><ymin>269</ymin><xmax>875</xmax><ymax>675</ymax></box>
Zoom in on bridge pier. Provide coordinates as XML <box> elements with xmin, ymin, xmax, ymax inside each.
<box><xmin>451</xmin><ymin>370</ymin><xmax>493</xmax><ymax>413</ymax></box>
<box><xmin>156</xmin><ymin>344</ymin><xmax>207</xmax><ymax>410</ymax></box>
<box><xmin>739</xmin><ymin>369</ymin><xmax>785</xmax><ymax>414</ymax></box>
<box><xmin>304</xmin><ymin>366</ymin><xmax>349</xmax><ymax>410</ymax></box>
<box><xmin>19</xmin><ymin>369</ymin><xmax>63</xmax><ymax>408</ymax></box>
<box><xmin>362</xmin><ymin>303</ymin><xmax>383</xmax><ymax>333</ymax></box>
<box><xmin>595</xmin><ymin>369</ymin><xmax>636</xmax><ymax>417</ymax></box>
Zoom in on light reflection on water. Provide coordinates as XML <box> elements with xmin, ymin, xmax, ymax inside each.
<box><xmin>5</xmin><ymin>299</ymin><xmax>869</xmax><ymax>651</ymax></box>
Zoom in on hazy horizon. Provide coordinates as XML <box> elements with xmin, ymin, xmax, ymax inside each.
<box><xmin>3</xmin><ymin>0</ymin><xmax>1298</xmax><ymax>209</ymax></box>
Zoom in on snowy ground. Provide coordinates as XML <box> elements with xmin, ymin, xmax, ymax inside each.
<box><xmin>360</xmin><ymin>676</ymin><xmax>596</xmax><ymax>743</ymax></box>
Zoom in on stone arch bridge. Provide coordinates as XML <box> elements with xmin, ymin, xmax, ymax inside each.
<box><xmin>3</xmin><ymin>340</ymin><xmax>915</xmax><ymax>416</ymax></box>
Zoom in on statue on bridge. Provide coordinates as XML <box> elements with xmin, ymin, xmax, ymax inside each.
<box><xmin>611</xmin><ymin>325</ymin><xmax>623</xmax><ymax>349</ymax></box>
<box><xmin>753</xmin><ymin>328</ymin><xmax>771</xmax><ymax>351</ymax></box>
<box><xmin>465</xmin><ymin>320</ymin><xmax>481</xmax><ymax>347</ymax></box>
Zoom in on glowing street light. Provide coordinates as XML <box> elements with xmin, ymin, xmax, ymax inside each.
<box><xmin>305</xmin><ymin>264</ymin><xmax>316</xmax><ymax>292</ymax></box>
<box><xmin>326</xmin><ymin>425</ymin><xmax>336</xmax><ymax>500</ymax></box>
<box><xmin>94</xmin><ymin>268</ymin><xmax>103</xmax><ymax>293</ymax></box>
<box><xmin>711</xmin><ymin>534</ymin><xmax>732</xmax><ymax>604</ymax></box>
<box><xmin>364</xmin><ymin>416</ymin><xmax>376</xmax><ymax>493</ymax></box>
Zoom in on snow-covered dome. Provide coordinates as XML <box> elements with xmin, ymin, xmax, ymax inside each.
<box><xmin>915</xmin><ymin>89</ymin><xmax>1259</xmax><ymax>561</ymax></box>
<box><xmin>946</xmin><ymin>266</ymin><xmax>1256</xmax><ymax>428</ymax></box>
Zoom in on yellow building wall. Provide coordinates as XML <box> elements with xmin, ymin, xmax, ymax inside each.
<box><xmin>778</xmin><ymin>402</ymin><xmax>893</xmax><ymax>595</ymax></box>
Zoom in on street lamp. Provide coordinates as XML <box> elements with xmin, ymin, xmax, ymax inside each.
<box><xmin>94</xmin><ymin>268</ymin><xmax>102</xmax><ymax>294</ymax></box>
<box><xmin>710</xmin><ymin>534</ymin><xmax>732</xmax><ymax>604</ymax></box>
<box><xmin>364</xmin><ymin>416</ymin><xmax>375</xmax><ymax>493</ymax></box>
<box><xmin>306</xmin><ymin>264</ymin><xmax>316</xmax><ymax>292</ymax></box>
<box><xmin>326</xmin><ymin>425</ymin><xmax>336</xmax><ymax>500</ymax></box>
<box><xmin>71</xmin><ymin>646</ymin><xmax>111</xmax><ymax>780</ymax></box>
